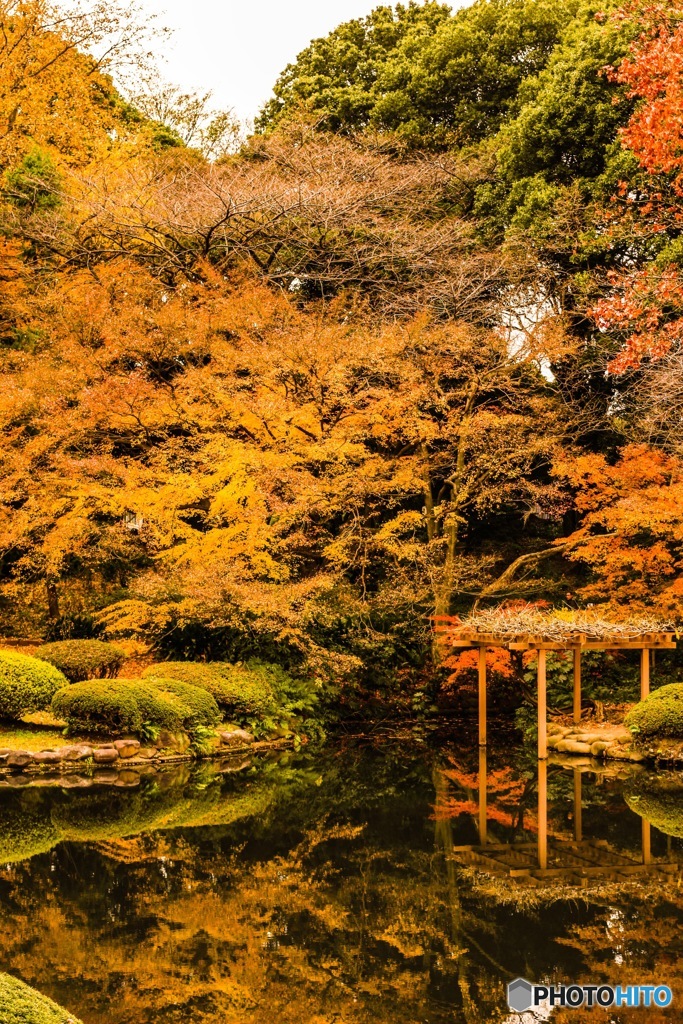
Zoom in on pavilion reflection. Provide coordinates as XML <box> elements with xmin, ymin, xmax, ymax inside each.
<box><xmin>452</xmin><ymin>750</ymin><xmax>682</xmax><ymax>888</ymax></box>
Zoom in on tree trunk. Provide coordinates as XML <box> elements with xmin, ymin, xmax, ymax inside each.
<box><xmin>46</xmin><ymin>580</ymin><xmax>60</xmax><ymax>620</ymax></box>
<box><xmin>434</xmin><ymin>382</ymin><xmax>478</xmax><ymax>620</ymax></box>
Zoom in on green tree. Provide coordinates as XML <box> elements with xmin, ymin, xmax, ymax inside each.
<box><xmin>257</xmin><ymin>0</ymin><xmax>578</xmax><ymax>147</ymax></box>
<box><xmin>4</xmin><ymin>149</ymin><xmax>62</xmax><ymax>211</ymax></box>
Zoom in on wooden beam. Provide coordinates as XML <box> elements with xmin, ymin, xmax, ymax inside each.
<box><xmin>478</xmin><ymin>746</ymin><xmax>487</xmax><ymax>845</ymax></box>
<box><xmin>642</xmin><ymin>819</ymin><xmax>651</xmax><ymax>866</ymax></box>
<box><xmin>538</xmin><ymin>758</ymin><xmax>548</xmax><ymax>870</ymax></box>
<box><xmin>478</xmin><ymin>646</ymin><xmax>487</xmax><ymax>747</ymax></box>
<box><xmin>583</xmin><ymin>642</ymin><xmax>675</xmax><ymax>651</ymax></box>
<box><xmin>537</xmin><ymin>649</ymin><xmax>547</xmax><ymax>760</ymax></box>
<box><xmin>640</xmin><ymin>648</ymin><xmax>650</xmax><ymax>700</ymax></box>
<box><xmin>573</xmin><ymin>648</ymin><xmax>582</xmax><ymax>725</ymax></box>
<box><xmin>573</xmin><ymin>770</ymin><xmax>582</xmax><ymax>843</ymax></box>
<box><xmin>509</xmin><ymin>641</ymin><xmax>676</xmax><ymax>651</ymax></box>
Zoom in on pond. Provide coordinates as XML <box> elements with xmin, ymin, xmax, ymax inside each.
<box><xmin>0</xmin><ymin>735</ymin><xmax>682</xmax><ymax>1023</ymax></box>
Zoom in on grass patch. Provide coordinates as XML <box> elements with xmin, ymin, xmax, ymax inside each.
<box><xmin>0</xmin><ymin>725</ymin><xmax>69</xmax><ymax>751</ymax></box>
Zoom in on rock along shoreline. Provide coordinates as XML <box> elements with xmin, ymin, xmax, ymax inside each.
<box><xmin>0</xmin><ymin>727</ymin><xmax>296</xmax><ymax>784</ymax></box>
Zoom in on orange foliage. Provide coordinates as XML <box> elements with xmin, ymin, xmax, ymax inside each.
<box><xmin>0</xmin><ymin>0</ymin><xmax>152</xmax><ymax>172</ymax></box>
<box><xmin>442</xmin><ymin>647</ymin><xmax>516</xmax><ymax>687</ymax></box>
<box><xmin>592</xmin><ymin>0</ymin><xmax>683</xmax><ymax>369</ymax></box>
<box><xmin>556</xmin><ymin>443</ymin><xmax>683</xmax><ymax>614</ymax></box>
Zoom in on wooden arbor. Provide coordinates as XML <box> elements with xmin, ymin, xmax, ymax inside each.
<box><xmin>435</xmin><ymin>618</ymin><xmax>677</xmax><ymax>759</ymax></box>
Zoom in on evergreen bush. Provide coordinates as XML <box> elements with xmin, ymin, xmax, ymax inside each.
<box><xmin>148</xmin><ymin>678</ymin><xmax>220</xmax><ymax>730</ymax></box>
<box><xmin>0</xmin><ymin>973</ymin><xmax>83</xmax><ymax>1024</ymax></box>
<box><xmin>625</xmin><ymin>683</ymin><xmax>683</xmax><ymax>738</ymax></box>
<box><xmin>52</xmin><ymin>679</ymin><xmax>144</xmax><ymax>735</ymax></box>
<box><xmin>143</xmin><ymin>660</ymin><xmax>277</xmax><ymax>716</ymax></box>
<box><xmin>51</xmin><ymin>677</ymin><xmax>219</xmax><ymax>735</ymax></box>
<box><xmin>0</xmin><ymin>651</ymin><xmax>68</xmax><ymax>720</ymax></box>
<box><xmin>34</xmin><ymin>639</ymin><xmax>125</xmax><ymax>682</ymax></box>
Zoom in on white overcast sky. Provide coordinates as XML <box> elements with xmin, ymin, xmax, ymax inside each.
<box><xmin>134</xmin><ymin>0</ymin><xmax>455</xmax><ymax>125</ymax></box>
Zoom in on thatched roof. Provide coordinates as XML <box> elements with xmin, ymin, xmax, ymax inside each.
<box><xmin>436</xmin><ymin>607</ymin><xmax>677</xmax><ymax>645</ymax></box>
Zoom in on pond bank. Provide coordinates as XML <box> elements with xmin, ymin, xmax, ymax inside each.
<box><xmin>0</xmin><ymin>729</ymin><xmax>295</xmax><ymax>777</ymax></box>
<box><xmin>548</xmin><ymin>717</ymin><xmax>683</xmax><ymax>765</ymax></box>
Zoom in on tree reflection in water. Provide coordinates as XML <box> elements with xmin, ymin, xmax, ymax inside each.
<box><xmin>0</xmin><ymin>742</ymin><xmax>681</xmax><ymax>1023</ymax></box>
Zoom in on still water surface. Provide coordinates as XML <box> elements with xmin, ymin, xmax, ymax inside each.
<box><xmin>0</xmin><ymin>738</ymin><xmax>682</xmax><ymax>1023</ymax></box>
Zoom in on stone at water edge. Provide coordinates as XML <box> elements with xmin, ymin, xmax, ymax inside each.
<box><xmin>556</xmin><ymin>739</ymin><xmax>592</xmax><ymax>754</ymax></box>
<box><xmin>6</xmin><ymin>751</ymin><xmax>32</xmax><ymax>767</ymax></box>
<box><xmin>114</xmin><ymin>739</ymin><xmax>141</xmax><ymax>759</ymax></box>
<box><xmin>136</xmin><ymin>747</ymin><xmax>159</xmax><ymax>760</ymax></box>
<box><xmin>59</xmin><ymin>745</ymin><xmax>93</xmax><ymax>761</ymax></box>
<box><xmin>590</xmin><ymin>740</ymin><xmax>611</xmax><ymax>756</ymax></box>
<box><xmin>154</xmin><ymin>730</ymin><xmax>191</xmax><ymax>753</ymax></box>
<box><xmin>610</xmin><ymin>728</ymin><xmax>634</xmax><ymax>744</ymax></box>
<box><xmin>33</xmin><ymin>750</ymin><xmax>62</xmax><ymax>764</ymax></box>
<box><xmin>220</xmin><ymin>728</ymin><xmax>255</xmax><ymax>746</ymax></box>
<box><xmin>573</xmin><ymin>732</ymin><xmax>609</xmax><ymax>745</ymax></box>
<box><xmin>92</xmin><ymin>746</ymin><xmax>118</xmax><ymax>764</ymax></box>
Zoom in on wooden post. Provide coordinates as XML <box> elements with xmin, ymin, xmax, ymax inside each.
<box><xmin>478</xmin><ymin>746</ymin><xmax>487</xmax><ymax>846</ymax></box>
<box><xmin>573</xmin><ymin>769</ymin><xmax>582</xmax><ymax>843</ymax></box>
<box><xmin>478</xmin><ymin>646</ymin><xmax>487</xmax><ymax>747</ymax></box>
<box><xmin>642</xmin><ymin>819</ymin><xmax>651</xmax><ymax>866</ymax></box>
<box><xmin>640</xmin><ymin>648</ymin><xmax>650</xmax><ymax>701</ymax></box>
<box><xmin>573</xmin><ymin>648</ymin><xmax>582</xmax><ymax>725</ymax></box>
<box><xmin>538</xmin><ymin>758</ymin><xmax>548</xmax><ymax>870</ymax></box>
<box><xmin>537</xmin><ymin>649</ymin><xmax>547</xmax><ymax>759</ymax></box>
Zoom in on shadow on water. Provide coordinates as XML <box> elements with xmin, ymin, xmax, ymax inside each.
<box><xmin>0</xmin><ymin>738</ymin><xmax>682</xmax><ymax>1023</ymax></box>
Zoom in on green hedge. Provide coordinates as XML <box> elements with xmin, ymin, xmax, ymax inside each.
<box><xmin>625</xmin><ymin>683</ymin><xmax>683</xmax><ymax>738</ymax></box>
<box><xmin>143</xmin><ymin>660</ymin><xmax>277</xmax><ymax>717</ymax></box>
<box><xmin>51</xmin><ymin>677</ymin><xmax>219</xmax><ymax>736</ymax></box>
<box><xmin>52</xmin><ymin>679</ymin><xmax>143</xmax><ymax>735</ymax></box>
<box><xmin>34</xmin><ymin>639</ymin><xmax>125</xmax><ymax>682</ymax></box>
<box><xmin>0</xmin><ymin>651</ymin><xmax>68</xmax><ymax>721</ymax></box>
<box><xmin>142</xmin><ymin>661</ymin><xmax>217</xmax><ymax>689</ymax></box>
<box><xmin>150</xmin><ymin>678</ymin><xmax>220</xmax><ymax>730</ymax></box>
<box><xmin>0</xmin><ymin>972</ymin><xmax>83</xmax><ymax>1024</ymax></box>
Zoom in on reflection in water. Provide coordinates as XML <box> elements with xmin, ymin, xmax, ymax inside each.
<box><xmin>455</xmin><ymin>751</ymin><xmax>681</xmax><ymax>885</ymax></box>
<box><xmin>0</xmin><ymin>742</ymin><xmax>682</xmax><ymax>1023</ymax></box>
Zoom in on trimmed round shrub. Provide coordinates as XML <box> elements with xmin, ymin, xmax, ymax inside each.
<box><xmin>214</xmin><ymin>662</ymin><xmax>280</xmax><ymax>716</ymax></box>
<box><xmin>0</xmin><ymin>651</ymin><xmax>68</xmax><ymax>721</ymax></box>
<box><xmin>625</xmin><ymin>682</ymin><xmax>683</xmax><ymax>738</ymax></box>
<box><xmin>52</xmin><ymin>679</ymin><xmax>143</xmax><ymax>735</ymax></box>
<box><xmin>51</xmin><ymin>677</ymin><xmax>219</xmax><ymax>736</ymax></box>
<box><xmin>34</xmin><ymin>639</ymin><xmax>125</xmax><ymax>682</ymax></box>
<box><xmin>142</xmin><ymin>661</ymin><xmax>240</xmax><ymax>712</ymax></box>
<box><xmin>143</xmin><ymin>660</ymin><xmax>277</xmax><ymax>716</ymax></box>
<box><xmin>148</xmin><ymin>678</ymin><xmax>220</xmax><ymax>730</ymax></box>
<box><xmin>142</xmin><ymin>661</ymin><xmax>216</xmax><ymax>689</ymax></box>
<box><xmin>0</xmin><ymin>972</ymin><xmax>83</xmax><ymax>1024</ymax></box>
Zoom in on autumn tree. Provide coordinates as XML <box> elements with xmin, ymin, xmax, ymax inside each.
<box><xmin>0</xmin><ymin>0</ymin><xmax>163</xmax><ymax>173</ymax></box>
<box><xmin>0</xmin><ymin>253</ymin><xmax>566</xmax><ymax>671</ymax></box>
<box><xmin>582</xmin><ymin>0</ymin><xmax>683</xmax><ymax>370</ymax></box>
<box><xmin>554</xmin><ymin>444</ymin><xmax>683</xmax><ymax>616</ymax></box>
